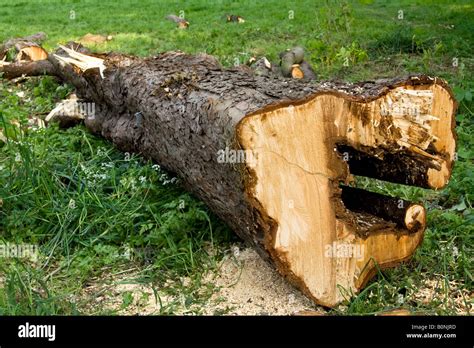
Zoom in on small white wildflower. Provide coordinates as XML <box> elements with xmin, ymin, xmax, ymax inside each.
<box><xmin>452</xmin><ymin>246</ymin><xmax>459</xmax><ymax>258</ymax></box>
<box><xmin>396</xmin><ymin>293</ymin><xmax>404</xmax><ymax>305</ymax></box>
<box><xmin>120</xmin><ymin>176</ymin><xmax>136</xmax><ymax>190</ymax></box>
<box><xmin>68</xmin><ymin>199</ymin><xmax>76</xmax><ymax>209</ymax></box>
<box><xmin>139</xmin><ymin>176</ymin><xmax>146</xmax><ymax>184</ymax></box>
<box><xmin>15</xmin><ymin>153</ymin><xmax>21</xmax><ymax>162</ymax></box>
<box><xmin>92</xmin><ymin>173</ymin><xmax>102</xmax><ymax>180</ymax></box>
<box><xmin>96</xmin><ymin>147</ymin><xmax>106</xmax><ymax>156</ymax></box>
<box><xmin>152</xmin><ymin>164</ymin><xmax>160</xmax><ymax>171</ymax></box>
<box><xmin>80</xmin><ymin>163</ymin><xmax>92</xmax><ymax>176</ymax></box>
<box><xmin>121</xmin><ymin>245</ymin><xmax>133</xmax><ymax>260</ymax></box>
<box><xmin>120</xmin><ymin>177</ymin><xmax>127</xmax><ymax>187</ymax></box>
<box><xmin>101</xmin><ymin>162</ymin><xmax>114</xmax><ymax>169</ymax></box>
<box><xmin>179</xmin><ymin>294</ymin><xmax>186</xmax><ymax>307</ymax></box>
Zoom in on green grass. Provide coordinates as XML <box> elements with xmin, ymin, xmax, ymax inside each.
<box><xmin>0</xmin><ymin>0</ymin><xmax>473</xmax><ymax>315</ymax></box>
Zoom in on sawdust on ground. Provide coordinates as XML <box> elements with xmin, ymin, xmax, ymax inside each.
<box><xmin>80</xmin><ymin>245</ymin><xmax>322</xmax><ymax>315</ymax></box>
<box><xmin>77</xmin><ymin>244</ymin><xmax>472</xmax><ymax>315</ymax></box>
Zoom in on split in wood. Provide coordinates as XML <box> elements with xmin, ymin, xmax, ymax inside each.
<box><xmin>340</xmin><ymin>185</ymin><xmax>425</xmax><ymax>233</ymax></box>
<box><xmin>336</xmin><ymin>144</ymin><xmax>443</xmax><ymax>189</ymax></box>
<box><xmin>237</xmin><ymin>77</ymin><xmax>455</xmax><ymax>305</ymax></box>
<box><xmin>53</xmin><ymin>45</ymin><xmax>106</xmax><ymax>78</ymax></box>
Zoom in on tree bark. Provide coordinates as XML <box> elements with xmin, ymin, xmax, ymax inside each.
<box><xmin>1</xmin><ymin>44</ymin><xmax>457</xmax><ymax>307</ymax></box>
<box><xmin>0</xmin><ymin>60</ymin><xmax>56</xmax><ymax>79</ymax></box>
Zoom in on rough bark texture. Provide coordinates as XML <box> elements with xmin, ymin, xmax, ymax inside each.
<box><xmin>0</xmin><ymin>43</ymin><xmax>457</xmax><ymax>306</ymax></box>
<box><xmin>0</xmin><ymin>60</ymin><xmax>56</xmax><ymax>79</ymax></box>
<box><xmin>44</xmin><ymin>49</ymin><xmax>456</xmax><ymax>306</ymax></box>
<box><xmin>50</xmin><ymin>53</ymin><xmax>427</xmax><ymax>240</ymax></box>
<box><xmin>49</xmin><ymin>50</ymin><xmax>321</xmax><ymax>256</ymax></box>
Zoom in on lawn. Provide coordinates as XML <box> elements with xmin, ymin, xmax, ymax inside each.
<box><xmin>0</xmin><ymin>0</ymin><xmax>472</xmax><ymax>315</ymax></box>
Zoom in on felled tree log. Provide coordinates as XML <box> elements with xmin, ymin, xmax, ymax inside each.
<box><xmin>1</xmin><ymin>45</ymin><xmax>457</xmax><ymax>307</ymax></box>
